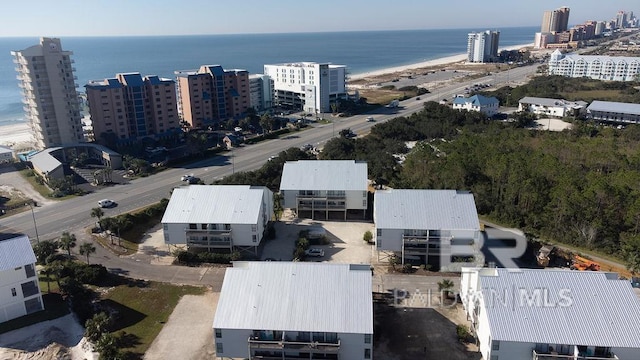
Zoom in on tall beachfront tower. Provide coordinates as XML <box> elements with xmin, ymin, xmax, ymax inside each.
<box><xmin>263</xmin><ymin>62</ymin><xmax>348</xmax><ymax>114</ymax></box>
<box><xmin>85</xmin><ymin>73</ymin><xmax>179</xmax><ymax>144</ymax></box>
<box><xmin>467</xmin><ymin>30</ymin><xmax>500</xmax><ymax>63</ymax></box>
<box><xmin>12</xmin><ymin>38</ymin><xmax>84</xmax><ymax>150</ymax></box>
<box><xmin>174</xmin><ymin>65</ymin><xmax>250</xmax><ymax>129</ymax></box>
<box><xmin>541</xmin><ymin>7</ymin><xmax>570</xmax><ymax>33</ymax></box>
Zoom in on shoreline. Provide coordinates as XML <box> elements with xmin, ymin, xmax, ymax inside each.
<box><xmin>0</xmin><ymin>42</ymin><xmax>534</xmax><ymax>149</ymax></box>
<box><xmin>349</xmin><ymin>43</ymin><xmax>534</xmax><ymax>80</ymax></box>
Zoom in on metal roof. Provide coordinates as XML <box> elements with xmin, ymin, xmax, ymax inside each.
<box><xmin>587</xmin><ymin>100</ymin><xmax>640</xmax><ymax>116</ymax></box>
<box><xmin>476</xmin><ymin>268</ymin><xmax>640</xmax><ymax>347</ymax></box>
<box><xmin>554</xmin><ymin>52</ymin><xmax>640</xmax><ymax>65</ymax></box>
<box><xmin>519</xmin><ymin>97</ymin><xmax>587</xmax><ymax>109</ymax></box>
<box><xmin>453</xmin><ymin>94</ymin><xmax>498</xmax><ymax>106</ymax></box>
<box><xmin>28</xmin><ymin>147</ymin><xmax>63</xmax><ymax>174</ymax></box>
<box><xmin>0</xmin><ymin>234</ymin><xmax>37</xmax><ymax>271</ymax></box>
<box><xmin>374</xmin><ymin>189</ymin><xmax>479</xmax><ymax>230</ymax></box>
<box><xmin>161</xmin><ymin>185</ymin><xmax>270</xmax><ymax>225</ymax></box>
<box><xmin>279</xmin><ymin>160</ymin><xmax>368</xmax><ymax>191</ymax></box>
<box><xmin>213</xmin><ymin>262</ymin><xmax>373</xmax><ymax>334</ymax></box>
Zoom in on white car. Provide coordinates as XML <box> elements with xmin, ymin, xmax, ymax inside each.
<box><xmin>304</xmin><ymin>248</ymin><xmax>325</xmax><ymax>257</ymax></box>
<box><xmin>98</xmin><ymin>199</ymin><xmax>115</xmax><ymax>208</ymax></box>
<box><xmin>366</xmin><ymin>116</ymin><xmax>375</xmax><ymax>122</ymax></box>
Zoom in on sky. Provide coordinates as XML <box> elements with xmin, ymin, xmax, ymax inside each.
<box><xmin>1</xmin><ymin>0</ymin><xmax>637</xmax><ymax>37</ymax></box>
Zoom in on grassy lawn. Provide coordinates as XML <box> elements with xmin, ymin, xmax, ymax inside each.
<box><xmin>39</xmin><ymin>273</ymin><xmax>60</xmax><ymax>294</ymax></box>
<box><xmin>103</xmin><ymin>281</ymin><xmax>205</xmax><ymax>356</ymax></box>
<box><xmin>0</xmin><ymin>293</ymin><xmax>69</xmax><ymax>334</ymax></box>
<box><xmin>560</xmin><ymin>89</ymin><xmax>623</xmax><ymax>102</ymax></box>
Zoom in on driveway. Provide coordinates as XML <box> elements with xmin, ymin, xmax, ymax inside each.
<box><xmin>0</xmin><ymin>165</ymin><xmax>55</xmax><ymax>207</ymax></box>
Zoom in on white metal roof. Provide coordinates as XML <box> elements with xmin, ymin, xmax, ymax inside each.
<box><xmin>477</xmin><ymin>268</ymin><xmax>640</xmax><ymax>347</ymax></box>
<box><xmin>0</xmin><ymin>234</ymin><xmax>37</xmax><ymax>271</ymax></box>
<box><xmin>519</xmin><ymin>97</ymin><xmax>587</xmax><ymax>109</ymax></box>
<box><xmin>374</xmin><ymin>189</ymin><xmax>479</xmax><ymax>230</ymax></box>
<box><xmin>28</xmin><ymin>147</ymin><xmax>63</xmax><ymax>174</ymax></box>
<box><xmin>161</xmin><ymin>185</ymin><xmax>269</xmax><ymax>225</ymax></box>
<box><xmin>587</xmin><ymin>100</ymin><xmax>640</xmax><ymax>116</ymax></box>
<box><xmin>213</xmin><ymin>262</ymin><xmax>373</xmax><ymax>334</ymax></box>
<box><xmin>279</xmin><ymin>160</ymin><xmax>368</xmax><ymax>191</ymax></box>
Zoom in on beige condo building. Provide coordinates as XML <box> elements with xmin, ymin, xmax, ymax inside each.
<box><xmin>12</xmin><ymin>37</ymin><xmax>84</xmax><ymax>149</ymax></box>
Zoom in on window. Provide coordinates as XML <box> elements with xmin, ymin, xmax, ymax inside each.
<box><xmin>216</xmin><ymin>343</ymin><xmax>223</xmax><ymax>353</ymax></box>
<box><xmin>14</xmin><ymin>266</ymin><xmax>21</xmax><ymax>271</ymax></box>
<box><xmin>490</xmin><ymin>356</ymin><xmax>498</xmax><ymax>360</ymax></box>
<box><xmin>189</xmin><ymin>224</ymin><xmax>197</xmax><ymax>229</ymax></box>
<box><xmin>363</xmin><ymin>200</ymin><xmax>367</xmax><ymax>207</ymax></box>
<box><xmin>21</xmin><ymin>280</ymin><xmax>39</xmax><ymax>297</ymax></box>
<box><xmin>364</xmin><ymin>334</ymin><xmax>371</xmax><ymax>344</ymax></box>
<box><xmin>377</xmin><ymin>229</ymin><xmax>382</xmax><ymax>237</ymax></box>
<box><xmin>252</xmin><ymin>235</ymin><xmax>257</xmax><ymax>242</ymax></box>
<box><xmin>24</xmin><ymin>264</ymin><xmax>36</xmax><ymax>278</ymax></box>
<box><xmin>215</xmin><ymin>329</ymin><xmax>222</xmax><ymax>338</ymax></box>
<box><xmin>11</xmin><ymin>288</ymin><xmax>16</xmax><ymax>296</ymax></box>
<box><xmin>492</xmin><ymin>340</ymin><xmax>500</xmax><ymax>351</ymax></box>
<box><xmin>364</xmin><ymin>349</ymin><xmax>371</xmax><ymax>359</ymax></box>
<box><xmin>251</xmin><ymin>224</ymin><xmax>257</xmax><ymax>232</ymax></box>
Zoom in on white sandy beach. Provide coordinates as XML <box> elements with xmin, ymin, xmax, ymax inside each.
<box><xmin>0</xmin><ymin>122</ymin><xmax>36</xmax><ymax>149</ymax></box>
<box><xmin>350</xmin><ymin>43</ymin><xmax>533</xmax><ymax>80</ymax></box>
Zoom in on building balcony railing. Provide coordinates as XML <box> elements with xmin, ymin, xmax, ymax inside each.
<box><xmin>249</xmin><ymin>338</ymin><xmax>340</xmax><ymax>354</ymax></box>
<box><xmin>185</xmin><ymin>229</ymin><xmax>231</xmax><ymax>236</ymax></box>
<box><xmin>532</xmin><ymin>350</ymin><xmax>618</xmax><ymax>360</ymax></box>
<box><xmin>296</xmin><ymin>194</ymin><xmax>346</xmax><ymax>200</ymax></box>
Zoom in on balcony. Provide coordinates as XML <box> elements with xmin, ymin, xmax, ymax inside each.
<box><xmin>532</xmin><ymin>350</ymin><xmax>618</xmax><ymax>360</ymax></box>
<box><xmin>249</xmin><ymin>337</ymin><xmax>340</xmax><ymax>355</ymax></box>
<box><xmin>185</xmin><ymin>228</ymin><xmax>231</xmax><ymax>237</ymax></box>
<box><xmin>296</xmin><ymin>193</ymin><xmax>346</xmax><ymax>201</ymax></box>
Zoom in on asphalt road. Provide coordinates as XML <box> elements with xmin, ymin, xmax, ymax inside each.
<box><xmin>0</xmin><ymin>63</ymin><xmax>541</xmax><ymax>283</ymax></box>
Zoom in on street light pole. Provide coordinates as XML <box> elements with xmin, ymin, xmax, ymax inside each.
<box><xmin>26</xmin><ymin>202</ymin><xmax>40</xmax><ymax>243</ymax></box>
<box><xmin>231</xmin><ymin>148</ymin><xmax>235</xmax><ymax>174</ymax></box>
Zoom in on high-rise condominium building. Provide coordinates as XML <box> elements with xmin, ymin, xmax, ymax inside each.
<box><xmin>263</xmin><ymin>62</ymin><xmax>348</xmax><ymax>114</ymax></box>
<box><xmin>85</xmin><ymin>73</ymin><xmax>179</xmax><ymax>143</ymax></box>
<box><xmin>467</xmin><ymin>30</ymin><xmax>500</xmax><ymax>63</ymax></box>
<box><xmin>541</xmin><ymin>7</ymin><xmax>570</xmax><ymax>33</ymax></box>
<box><xmin>12</xmin><ymin>38</ymin><xmax>84</xmax><ymax>149</ymax></box>
<box><xmin>174</xmin><ymin>65</ymin><xmax>250</xmax><ymax>129</ymax></box>
<box><xmin>248</xmin><ymin>74</ymin><xmax>274</xmax><ymax>112</ymax></box>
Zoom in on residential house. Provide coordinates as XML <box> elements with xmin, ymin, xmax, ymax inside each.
<box><xmin>452</xmin><ymin>95</ymin><xmax>499</xmax><ymax>116</ymax></box>
<box><xmin>586</xmin><ymin>100</ymin><xmax>640</xmax><ymax>125</ymax></box>
<box><xmin>374</xmin><ymin>190</ymin><xmax>481</xmax><ymax>269</ymax></box>
<box><xmin>460</xmin><ymin>267</ymin><xmax>640</xmax><ymax>360</ymax></box>
<box><xmin>161</xmin><ymin>185</ymin><xmax>273</xmax><ymax>254</ymax></box>
<box><xmin>213</xmin><ymin>261</ymin><xmax>373</xmax><ymax>360</ymax></box>
<box><xmin>279</xmin><ymin>160</ymin><xmax>368</xmax><ymax>220</ymax></box>
<box><xmin>518</xmin><ymin>97</ymin><xmax>587</xmax><ymax>118</ymax></box>
<box><xmin>0</xmin><ymin>234</ymin><xmax>44</xmax><ymax>323</ymax></box>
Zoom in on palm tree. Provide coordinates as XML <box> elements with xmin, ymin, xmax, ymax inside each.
<box><xmin>438</xmin><ymin>279</ymin><xmax>455</xmax><ymax>300</ymax></box>
<box><xmin>59</xmin><ymin>232</ymin><xmax>77</xmax><ymax>259</ymax></box>
<box><xmin>79</xmin><ymin>242</ymin><xmax>96</xmax><ymax>264</ymax></box>
<box><xmin>91</xmin><ymin>207</ymin><xmax>104</xmax><ymax>223</ymax></box>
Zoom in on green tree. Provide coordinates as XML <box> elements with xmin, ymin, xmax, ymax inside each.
<box><xmin>33</xmin><ymin>240</ymin><xmax>59</xmax><ymax>264</ymax></box>
<box><xmin>91</xmin><ymin>207</ymin><xmax>104</xmax><ymax>224</ymax></box>
<box><xmin>95</xmin><ymin>333</ymin><xmax>122</xmax><ymax>359</ymax></box>
<box><xmin>438</xmin><ymin>279</ymin><xmax>455</xmax><ymax>299</ymax></box>
<box><xmin>59</xmin><ymin>232</ymin><xmax>77</xmax><ymax>259</ymax></box>
<box><xmin>79</xmin><ymin>243</ymin><xmax>96</xmax><ymax>264</ymax></box>
<box><xmin>621</xmin><ymin>232</ymin><xmax>640</xmax><ymax>275</ymax></box>
<box><xmin>85</xmin><ymin>312</ymin><xmax>111</xmax><ymax>342</ymax></box>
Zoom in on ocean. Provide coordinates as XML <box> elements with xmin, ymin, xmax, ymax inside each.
<box><xmin>0</xmin><ymin>27</ymin><xmax>537</xmax><ymax>128</ymax></box>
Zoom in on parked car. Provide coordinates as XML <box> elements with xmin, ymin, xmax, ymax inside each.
<box><xmin>98</xmin><ymin>199</ymin><xmax>116</xmax><ymax>208</ymax></box>
<box><xmin>186</xmin><ymin>176</ymin><xmax>200</xmax><ymax>184</ymax></box>
<box><xmin>181</xmin><ymin>174</ymin><xmax>194</xmax><ymax>182</ymax></box>
<box><xmin>366</xmin><ymin>116</ymin><xmax>375</xmax><ymax>122</ymax></box>
<box><xmin>304</xmin><ymin>248</ymin><xmax>325</xmax><ymax>257</ymax></box>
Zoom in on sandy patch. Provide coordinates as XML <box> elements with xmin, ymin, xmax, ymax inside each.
<box><xmin>535</xmin><ymin>118</ymin><xmax>573</xmax><ymax>131</ymax></box>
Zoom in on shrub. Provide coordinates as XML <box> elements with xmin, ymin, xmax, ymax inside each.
<box><xmin>295</xmin><ymin>237</ymin><xmax>310</xmax><ymax>250</ymax></box>
<box><xmin>456</xmin><ymin>325</ymin><xmax>471</xmax><ymax>342</ymax></box>
<box><xmin>293</xmin><ymin>247</ymin><xmax>306</xmax><ymax>260</ymax></box>
<box><xmin>363</xmin><ymin>230</ymin><xmax>373</xmax><ymax>243</ymax></box>
<box><xmin>402</xmin><ymin>263</ymin><xmax>413</xmax><ymax>273</ymax></box>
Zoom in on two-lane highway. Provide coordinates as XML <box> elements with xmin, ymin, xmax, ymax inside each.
<box><xmin>1</xmin><ymin>63</ymin><xmax>540</xmax><ymax>241</ymax></box>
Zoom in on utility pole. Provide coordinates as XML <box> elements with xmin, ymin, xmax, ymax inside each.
<box><xmin>26</xmin><ymin>202</ymin><xmax>39</xmax><ymax>243</ymax></box>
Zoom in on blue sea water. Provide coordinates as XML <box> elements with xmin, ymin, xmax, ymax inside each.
<box><xmin>0</xmin><ymin>27</ymin><xmax>536</xmax><ymax>127</ymax></box>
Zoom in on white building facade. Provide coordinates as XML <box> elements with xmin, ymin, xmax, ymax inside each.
<box><xmin>460</xmin><ymin>268</ymin><xmax>640</xmax><ymax>360</ymax></box>
<box><xmin>213</xmin><ymin>262</ymin><xmax>373</xmax><ymax>360</ymax></box>
<box><xmin>280</xmin><ymin>160</ymin><xmax>368</xmax><ymax>220</ymax></box>
<box><xmin>548</xmin><ymin>49</ymin><xmax>640</xmax><ymax>81</ymax></box>
<box><xmin>161</xmin><ymin>185</ymin><xmax>273</xmax><ymax>254</ymax></box>
<box><xmin>452</xmin><ymin>94</ymin><xmax>500</xmax><ymax>116</ymax></box>
<box><xmin>467</xmin><ymin>31</ymin><xmax>500</xmax><ymax>63</ymax></box>
<box><xmin>263</xmin><ymin>62</ymin><xmax>348</xmax><ymax>114</ymax></box>
<box><xmin>374</xmin><ymin>190</ymin><xmax>481</xmax><ymax>269</ymax></box>
<box><xmin>0</xmin><ymin>235</ymin><xmax>44</xmax><ymax>323</ymax></box>
<box><xmin>518</xmin><ymin>97</ymin><xmax>587</xmax><ymax>118</ymax></box>
<box><xmin>249</xmin><ymin>74</ymin><xmax>274</xmax><ymax>112</ymax></box>
<box><xmin>12</xmin><ymin>38</ymin><xmax>84</xmax><ymax>150</ymax></box>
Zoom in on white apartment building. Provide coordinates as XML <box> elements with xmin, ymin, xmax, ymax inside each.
<box><xmin>0</xmin><ymin>234</ymin><xmax>44</xmax><ymax>323</ymax></box>
<box><xmin>161</xmin><ymin>185</ymin><xmax>273</xmax><ymax>254</ymax></box>
<box><xmin>548</xmin><ymin>49</ymin><xmax>640</xmax><ymax>81</ymax></box>
<box><xmin>518</xmin><ymin>97</ymin><xmax>587</xmax><ymax>118</ymax></box>
<box><xmin>452</xmin><ymin>94</ymin><xmax>500</xmax><ymax>116</ymax></box>
<box><xmin>263</xmin><ymin>62</ymin><xmax>348</xmax><ymax>114</ymax></box>
<box><xmin>213</xmin><ymin>261</ymin><xmax>373</xmax><ymax>360</ymax></box>
<box><xmin>587</xmin><ymin>100</ymin><xmax>640</xmax><ymax>125</ymax></box>
<box><xmin>12</xmin><ymin>38</ymin><xmax>84</xmax><ymax>149</ymax></box>
<box><xmin>249</xmin><ymin>74</ymin><xmax>274</xmax><ymax>112</ymax></box>
<box><xmin>279</xmin><ymin>160</ymin><xmax>368</xmax><ymax>220</ymax></box>
<box><xmin>467</xmin><ymin>30</ymin><xmax>500</xmax><ymax>63</ymax></box>
<box><xmin>374</xmin><ymin>190</ymin><xmax>481</xmax><ymax>269</ymax></box>
<box><xmin>460</xmin><ymin>267</ymin><xmax>640</xmax><ymax>360</ymax></box>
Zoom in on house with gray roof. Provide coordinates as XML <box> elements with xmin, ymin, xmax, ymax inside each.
<box><xmin>587</xmin><ymin>100</ymin><xmax>640</xmax><ymax>125</ymax></box>
<box><xmin>452</xmin><ymin>94</ymin><xmax>499</xmax><ymax>116</ymax></box>
<box><xmin>161</xmin><ymin>185</ymin><xmax>273</xmax><ymax>254</ymax></box>
<box><xmin>374</xmin><ymin>189</ymin><xmax>481</xmax><ymax>269</ymax></box>
<box><xmin>213</xmin><ymin>261</ymin><xmax>373</xmax><ymax>360</ymax></box>
<box><xmin>279</xmin><ymin>160</ymin><xmax>368</xmax><ymax>220</ymax></box>
<box><xmin>0</xmin><ymin>234</ymin><xmax>43</xmax><ymax>323</ymax></box>
<box><xmin>518</xmin><ymin>97</ymin><xmax>587</xmax><ymax>118</ymax></box>
<box><xmin>461</xmin><ymin>267</ymin><xmax>640</xmax><ymax>360</ymax></box>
